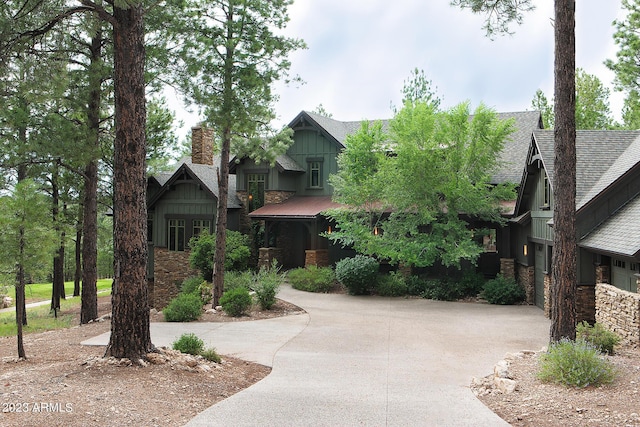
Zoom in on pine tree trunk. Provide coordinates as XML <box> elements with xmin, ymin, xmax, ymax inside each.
<box><xmin>51</xmin><ymin>170</ymin><xmax>64</xmax><ymax>316</ymax></box>
<box><xmin>16</xmin><ymin>231</ymin><xmax>26</xmax><ymax>359</ymax></box>
<box><xmin>550</xmin><ymin>0</ymin><xmax>577</xmax><ymax>342</ymax></box>
<box><xmin>80</xmin><ymin>32</ymin><xmax>103</xmax><ymax>324</ymax></box>
<box><xmin>212</xmin><ymin>127</ymin><xmax>230</xmax><ymax>307</ymax></box>
<box><xmin>81</xmin><ymin>160</ymin><xmax>98</xmax><ymax>324</ymax></box>
<box><xmin>105</xmin><ymin>3</ymin><xmax>152</xmax><ymax>360</ymax></box>
<box><xmin>74</xmin><ymin>213</ymin><xmax>82</xmax><ymax>298</ymax></box>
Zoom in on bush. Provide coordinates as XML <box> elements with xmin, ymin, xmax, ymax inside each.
<box><xmin>251</xmin><ymin>263</ymin><xmax>284</xmax><ymax>310</ymax></box>
<box><xmin>181</xmin><ymin>276</ymin><xmax>204</xmax><ymax>295</ymax></box>
<box><xmin>405</xmin><ymin>275</ymin><xmax>429</xmax><ymax>296</ymax></box>
<box><xmin>335</xmin><ymin>255</ymin><xmax>379</xmax><ymax>295</ymax></box>
<box><xmin>422</xmin><ymin>278</ymin><xmax>461</xmax><ymax>301</ymax></box>
<box><xmin>577</xmin><ymin>321</ymin><xmax>621</xmax><ymax>355</ymax></box>
<box><xmin>163</xmin><ymin>293</ymin><xmax>203</xmax><ymax>322</ymax></box>
<box><xmin>220</xmin><ymin>286</ymin><xmax>252</xmax><ymax>317</ymax></box>
<box><xmin>172</xmin><ymin>333</ymin><xmax>204</xmax><ymax>355</ymax></box>
<box><xmin>224</xmin><ymin>270</ymin><xmax>253</xmax><ymax>292</ymax></box>
<box><xmin>189</xmin><ymin>230</ymin><xmax>251</xmax><ymax>280</ymax></box>
<box><xmin>482</xmin><ymin>274</ymin><xmax>525</xmax><ymax>305</ymax></box>
<box><xmin>288</xmin><ymin>266</ymin><xmax>336</xmax><ymax>293</ymax></box>
<box><xmin>538</xmin><ymin>338</ymin><xmax>617</xmax><ymax>388</ymax></box>
<box><xmin>457</xmin><ymin>270</ymin><xmax>486</xmax><ymax>298</ymax></box>
<box><xmin>200</xmin><ymin>348</ymin><xmax>221</xmax><ymax>363</ymax></box>
<box><xmin>375</xmin><ymin>272</ymin><xmax>408</xmax><ymax>297</ymax></box>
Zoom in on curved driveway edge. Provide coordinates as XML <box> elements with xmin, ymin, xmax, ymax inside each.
<box><xmin>186</xmin><ymin>285</ymin><xmax>550</xmax><ymax>426</ymax></box>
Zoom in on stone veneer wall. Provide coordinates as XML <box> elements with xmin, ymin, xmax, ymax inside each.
<box><xmin>258</xmin><ymin>247</ymin><xmax>283</xmax><ymax>269</ymax></box>
<box><xmin>595</xmin><ymin>265</ymin><xmax>610</xmax><ymax>284</ymax></box>
<box><xmin>305</xmin><ymin>249</ymin><xmax>329</xmax><ymax>267</ymax></box>
<box><xmin>576</xmin><ymin>285</ymin><xmax>596</xmax><ymax>324</ymax></box>
<box><xmin>544</xmin><ymin>273</ymin><xmax>551</xmax><ymax>318</ymax></box>
<box><xmin>517</xmin><ymin>264</ymin><xmax>535</xmax><ymax>305</ymax></box>
<box><xmin>265</xmin><ymin>190</ymin><xmax>296</xmax><ymax>205</ymax></box>
<box><xmin>153</xmin><ymin>247</ymin><xmax>199</xmax><ymax>309</ymax></box>
<box><xmin>499</xmin><ymin>258</ymin><xmax>515</xmax><ymax>279</ymax></box>
<box><xmin>596</xmin><ymin>283</ymin><xmax>640</xmax><ymax>346</ymax></box>
<box><xmin>191</xmin><ymin>126</ymin><xmax>214</xmax><ymax>166</ymax></box>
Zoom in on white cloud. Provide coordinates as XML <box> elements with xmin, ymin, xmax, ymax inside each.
<box><xmin>172</xmin><ymin>0</ymin><xmax>626</xmax><ymax>136</ymax></box>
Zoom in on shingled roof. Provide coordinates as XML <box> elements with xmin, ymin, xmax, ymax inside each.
<box><xmin>292</xmin><ymin>110</ymin><xmax>541</xmax><ymax>185</ymax></box>
<box><xmin>148</xmin><ymin>157</ymin><xmax>242</xmax><ymax>209</ymax></box>
<box><xmin>532</xmin><ymin>130</ymin><xmax>640</xmax><ymax>210</ymax></box>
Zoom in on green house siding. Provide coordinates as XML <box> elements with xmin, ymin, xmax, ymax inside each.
<box><xmin>287</xmin><ymin>129</ymin><xmax>340</xmax><ymax>196</ymax></box>
<box><xmin>151</xmin><ymin>182</ymin><xmax>216</xmax><ymax>247</ymax></box>
<box><xmin>530</xmin><ymin>170</ymin><xmax>553</xmax><ymax>242</ymax></box>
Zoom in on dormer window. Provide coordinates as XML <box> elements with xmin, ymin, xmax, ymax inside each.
<box><xmin>307</xmin><ymin>158</ymin><xmax>323</xmax><ymax>188</ymax></box>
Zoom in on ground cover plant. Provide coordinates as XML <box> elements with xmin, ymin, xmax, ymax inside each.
<box><xmin>576</xmin><ymin>321</ymin><xmax>621</xmax><ymax>355</ymax></box>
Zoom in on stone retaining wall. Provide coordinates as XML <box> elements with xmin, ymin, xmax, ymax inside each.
<box><xmin>596</xmin><ymin>283</ymin><xmax>640</xmax><ymax>346</ymax></box>
<box><xmin>153</xmin><ymin>247</ymin><xmax>199</xmax><ymax>309</ymax></box>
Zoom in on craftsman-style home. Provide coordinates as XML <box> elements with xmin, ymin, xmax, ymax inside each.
<box><xmin>233</xmin><ymin>110</ymin><xmax>543</xmax><ymax>273</ymax></box>
<box><xmin>146</xmin><ymin>126</ymin><xmax>242</xmax><ymax>308</ymax></box>
<box><xmin>511</xmin><ymin>130</ymin><xmax>640</xmax><ymax>335</ymax></box>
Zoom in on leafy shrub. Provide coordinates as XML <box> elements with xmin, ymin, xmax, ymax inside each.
<box><xmin>482</xmin><ymin>274</ymin><xmax>525</xmax><ymax>305</ymax></box>
<box><xmin>200</xmin><ymin>348</ymin><xmax>221</xmax><ymax>363</ymax></box>
<box><xmin>335</xmin><ymin>255</ymin><xmax>379</xmax><ymax>295</ymax></box>
<box><xmin>198</xmin><ymin>281</ymin><xmax>212</xmax><ymax>305</ymax></box>
<box><xmin>288</xmin><ymin>266</ymin><xmax>336</xmax><ymax>293</ymax></box>
<box><xmin>163</xmin><ymin>293</ymin><xmax>203</xmax><ymax>322</ymax></box>
<box><xmin>189</xmin><ymin>230</ymin><xmax>251</xmax><ymax>280</ymax></box>
<box><xmin>251</xmin><ymin>263</ymin><xmax>284</xmax><ymax>310</ymax></box>
<box><xmin>220</xmin><ymin>286</ymin><xmax>252</xmax><ymax>317</ymax></box>
<box><xmin>181</xmin><ymin>276</ymin><xmax>204</xmax><ymax>295</ymax></box>
<box><xmin>538</xmin><ymin>338</ymin><xmax>617</xmax><ymax>388</ymax></box>
<box><xmin>224</xmin><ymin>270</ymin><xmax>253</xmax><ymax>291</ymax></box>
<box><xmin>375</xmin><ymin>272</ymin><xmax>408</xmax><ymax>297</ymax></box>
<box><xmin>577</xmin><ymin>321</ymin><xmax>621</xmax><ymax>355</ymax></box>
<box><xmin>457</xmin><ymin>270</ymin><xmax>486</xmax><ymax>298</ymax></box>
<box><xmin>172</xmin><ymin>333</ymin><xmax>204</xmax><ymax>355</ymax></box>
<box><xmin>422</xmin><ymin>278</ymin><xmax>461</xmax><ymax>301</ymax></box>
<box><xmin>405</xmin><ymin>275</ymin><xmax>429</xmax><ymax>296</ymax></box>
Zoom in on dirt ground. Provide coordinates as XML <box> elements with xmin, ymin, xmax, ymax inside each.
<box><xmin>1</xmin><ymin>295</ymin><xmax>639</xmax><ymax>426</ymax></box>
<box><xmin>472</xmin><ymin>345</ymin><xmax>640</xmax><ymax>426</ymax></box>
<box><xmin>0</xmin><ymin>296</ymin><xmax>300</xmax><ymax>427</ymax></box>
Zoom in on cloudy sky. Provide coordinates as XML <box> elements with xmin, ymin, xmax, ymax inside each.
<box><xmin>172</xmin><ymin>1</ymin><xmax>627</xmax><ymax>136</ymax></box>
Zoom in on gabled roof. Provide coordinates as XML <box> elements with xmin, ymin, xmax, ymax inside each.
<box><xmin>491</xmin><ymin>111</ymin><xmax>543</xmax><ymax>185</ymax></box>
<box><xmin>531</xmin><ymin>130</ymin><xmax>640</xmax><ymax>210</ymax></box>
<box><xmin>290</xmin><ymin>110</ymin><xmax>540</xmax><ymax>185</ymax></box>
<box><xmin>580</xmin><ymin>194</ymin><xmax>640</xmax><ymax>259</ymax></box>
<box><xmin>148</xmin><ymin>157</ymin><xmax>242</xmax><ymax>209</ymax></box>
<box><xmin>288</xmin><ymin>111</ymin><xmax>390</xmax><ymax>149</ymax></box>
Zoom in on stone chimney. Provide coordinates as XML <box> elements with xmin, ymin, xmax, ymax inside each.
<box><xmin>191</xmin><ymin>125</ymin><xmax>214</xmax><ymax>165</ymax></box>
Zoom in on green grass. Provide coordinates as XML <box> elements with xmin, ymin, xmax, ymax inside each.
<box><xmin>21</xmin><ymin>279</ymin><xmax>113</xmax><ymax>303</ymax></box>
<box><xmin>0</xmin><ymin>279</ymin><xmax>113</xmax><ymax>338</ymax></box>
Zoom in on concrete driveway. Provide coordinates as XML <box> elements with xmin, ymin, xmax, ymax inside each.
<box><xmin>180</xmin><ymin>285</ymin><xmax>549</xmax><ymax>427</ymax></box>
<box><xmin>83</xmin><ymin>284</ymin><xmax>549</xmax><ymax>426</ymax></box>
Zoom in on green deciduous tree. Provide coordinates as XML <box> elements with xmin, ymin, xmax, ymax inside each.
<box><xmin>326</xmin><ymin>100</ymin><xmax>515</xmax><ymax>269</ymax></box>
<box><xmin>170</xmin><ymin>0</ymin><xmax>305</xmax><ymax>307</ymax></box>
<box><xmin>0</xmin><ymin>179</ymin><xmax>58</xmax><ymax>358</ymax></box>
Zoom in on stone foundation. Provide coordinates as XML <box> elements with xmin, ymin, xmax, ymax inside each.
<box><xmin>153</xmin><ymin>247</ymin><xmax>199</xmax><ymax>309</ymax></box>
<box><xmin>500</xmin><ymin>258</ymin><xmax>515</xmax><ymax>280</ymax></box>
<box><xmin>517</xmin><ymin>264</ymin><xmax>535</xmax><ymax>305</ymax></box>
<box><xmin>305</xmin><ymin>249</ymin><xmax>329</xmax><ymax>267</ymax></box>
<box><xmin>595</xmin><ymin>264</ymin><xmax>610</xmax><ymax>284</ymax></box>
<box><xmin>576</xmin><ymin>284</ymin><xmax>596</xmax><ymax>324</ymax></box>
<box><xmin>258</xmin><ymin>247</ymin><xmax>283</xmax><ymax>270</ymax></box>
<box><xmin>544</xmin><ymin>273</ymin><xmax>551</xmax><ymax>319</ymax></box>
<box><xmin>596</xmin><ymin>283</ymin><xmax>640</xmax><ymax>346</ymax></box>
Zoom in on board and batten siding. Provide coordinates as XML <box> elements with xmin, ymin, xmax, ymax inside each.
<box><xmin>151</xmin><ymin>182</ymin><xmax>216</xmax><ymax>247</ymax></box>
<box><xmin>530</xmin><ymin>168</ymin><xmax>554</xmax><ymax>242</ymax></box>
<box><xmin>287</xmin><ymin>129</ymin><xmax>341</xmax><ymax>196</ymax></box>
